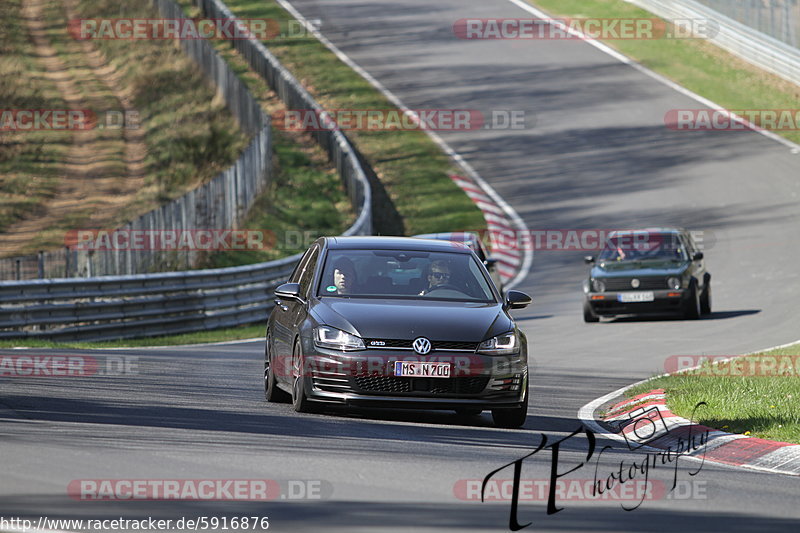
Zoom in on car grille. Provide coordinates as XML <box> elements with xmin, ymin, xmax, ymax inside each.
<box><xmin>312</xmin><ymin>370</ymin><xmax>352</xmax><ymax>394</ymax></box>
<box><xmin>364</xmin><ymin>339</ymin><xmax>478</xmax><ymax>352</ymax></box>
<box><xmin>354</xmin><ymin>376</ymin><xmax>489</xmax><ymax>395</ymax></box>
<box><xmin>603</xmin><ymin>277</ymin><xmax>667</xmax><ymax>291</ymax></box>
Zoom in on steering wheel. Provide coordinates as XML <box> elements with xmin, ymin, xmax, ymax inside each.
<box><xmin>425</xmin><ymin>283</ymin><xmax>467</xmax><ymax>295</ymax></box>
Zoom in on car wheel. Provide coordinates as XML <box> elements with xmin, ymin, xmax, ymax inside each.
<box><xmin>455</xmin><ymin>408</ymin><xmax>482</xmax><ymax>417</ymax></box>
<box><xmin>491</xmin><ymin>386</ymin><xmax>528</xmax><ymax>428</ymax></box>
<box><xmin>265</xmin><ymin>335</ymin><xmax>290</xmax><ymax>403</ymax></box>
<box><xmin>700</xmin><ymin>280</ymin><xmax>712</xmax><ymax>315</ymax></box>
<box><xmin>683</xmin><ymin>282</ymin><xmax>701</xmax><ymax>320</ymax></box>
<box><xmin>291</xmin><ymin>339</ymin><xmax>314</xmax><ymax>413</ymax></box>
<box><xmin>583</xmin><ymin>300</ymin><xmax>600</xmax><ymax>323</ymax></box>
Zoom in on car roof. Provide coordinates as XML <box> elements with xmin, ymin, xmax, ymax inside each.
<box><xmin>326</xmin><ymin>236</ymin><xmax>473</xmax><ymax>253</ymax></box>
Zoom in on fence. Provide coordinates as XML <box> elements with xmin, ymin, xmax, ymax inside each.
<box><xmin>696</xmin><ymin>0</ymin><xmax>799</xmax><ymax>48</ymax></box>
<box><xmin>0</xmin><ymin>0</ymin><xmax>372</xmax><ymax>340</ymax></box>
<box><xmin>0</xmin><ymin>0</ymin><xmax>272</xmax><ymax>279</ymax></box>
<box><xmin>627</xmin><ymin>0</ymin><xmax>800</xmax><ymax>85</ymax></box>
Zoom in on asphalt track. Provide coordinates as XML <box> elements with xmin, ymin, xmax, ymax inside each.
<box><xmin>3</xmin><ymin>0</ymin><xmax>800</xmax><ymax>531</ymax></box>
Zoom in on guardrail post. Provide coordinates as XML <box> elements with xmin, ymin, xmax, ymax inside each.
<box><xmin>15</xmin><ymin>259</ymin><xmax>21</xmax><ymax>281</ymax></box>
<box><xmin>38</xmin><ymin>251</ymin><xmax>44</xmax><ymax>279</ymax></box>
<box><xmin>65</xmin><ymin>246</ymin><xmax>71</xmax><ymax>278</ymax></box>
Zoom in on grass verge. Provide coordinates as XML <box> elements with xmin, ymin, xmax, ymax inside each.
<box><xmin>0</xmin><ymin>0</ymin><xmax>69</xmax><ymax>234</ymax></box>
<box><xmin>197</xmin><ymin>0</ymin><xmax>487</xmax><ymax>237</ymax></box>
<box><xmin>529</xmin><ymin>0</ymin><xmax>800</xmax><ymax>145</ymax></box>
<box><xmin>173</xmin><ymin>0</ymin><xmax>354</xmax><ymax>267</ymax></box>
<box><xmin>1</xmin><ymin>0</ymin><xmax>249</xmax><ymax>255</ymax></box>
<box><xmin>627</xmin><ymin>342</ymin><xmax>800</xmax><ymax>444</ymax></box>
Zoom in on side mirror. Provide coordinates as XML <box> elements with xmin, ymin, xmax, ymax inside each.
<box><xmin>274</xmin><ymin>282</ymin><xmax>303</xmax><ymax>302</ymax></box>
<box><xmin>484</xmin><ymin>257</ymin><xmax>498</xmax><ymax>269</ymax></box>
<box><xmin>584</xmin><ymin>256</ymin><xmax>595</xmax><ymax>264</ymax></box>
<box><xmin>693</xmin><ymin>252</ymin><xmax>704</xmax><ymax>261</ymax></box>
<box><xmin>504</xmin><ymin>290</ymin><xmax>531</xmax><ymax>310</ymax></box>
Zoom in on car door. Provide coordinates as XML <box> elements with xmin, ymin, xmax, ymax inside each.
<box><xmin>281</xmin><ymin>245</ymin><xmax>320</xmax><ymax>358</ymax></box>
<box><xmin>272</xmin><ymin>246</ymin><xmax>316</xmax><ymax>365</ymax></box>
<box><xmin>684</xmin><ymin>231</ymin><xmax>707</xmax><ymax>290</ymax></box>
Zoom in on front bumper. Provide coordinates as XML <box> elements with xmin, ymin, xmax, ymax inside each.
<box><xmin>297</xmin><ymin>347</ymin><xmax>528</xmax><ymax>410</ymax></box>
<box><xmin>585</xmin><ymin>289</ymin><xmax>688</xmax><ymax>316</ymax></box>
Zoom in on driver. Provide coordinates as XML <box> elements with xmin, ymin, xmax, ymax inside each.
<box><xmin>419</xmin><ymin>259</ymin><xmax>451</xmax><ymax>296</ymax></box>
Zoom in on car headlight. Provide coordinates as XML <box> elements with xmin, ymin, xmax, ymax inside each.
<box><xmin>591</xmin><ymin>278</ymin><xmax>606</xmax><ymax>293</ymax></box>
<box><xmin>313</xmin><ymin>326</ymin><xmax>365</xmax><ymax>351</ymax></box>
<box><xmin>667</xmin><ymin>276</ymin><xmax>681</xmax><ymax>290</ymax></box>
<box><xmin>477</xmin><ymin>332</ymin><xmax>518</xmax><ymax>355</ymax></box>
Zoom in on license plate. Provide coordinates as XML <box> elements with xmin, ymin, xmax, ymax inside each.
<box><xmin>394</xmin><ymin>361</ymin><xmax>451</xmax><ymax>378</ymax></box>
<box><xmin>617</xmin><ymin>291</ymin><xmax>655</xmax><ymax>303</ymax></box>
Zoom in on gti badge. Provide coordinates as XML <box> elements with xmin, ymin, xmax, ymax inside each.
<box><xmin>631</xmin><ymin>278</ymin><xmax>640</xmax><ymax>288</ymax></box>
<box><xmin>412</xmin><ymin>337</ymin><xmax>432</xmax><ymax>355</ymax></box>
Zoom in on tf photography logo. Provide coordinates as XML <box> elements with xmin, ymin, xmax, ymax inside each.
<box><xmin>481</xmin><ymin>403</ymin><xmax>709</xmax><ymax>531</ymax></box>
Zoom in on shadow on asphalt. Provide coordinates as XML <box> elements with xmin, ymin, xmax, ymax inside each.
<box><xmin>604</xmin><ymin>309</ymin><xmax>761</xmax><ymax>323</ymax></box>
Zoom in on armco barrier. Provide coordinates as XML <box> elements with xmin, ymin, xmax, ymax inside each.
<box><xmin>0</xmin><ymin>0</ymin><xmax>372</xmax><ymax>340</ymax></box>
<box><xmin>628</xmin><ymin>0</ymin><xmax>800</xmax><ymax>86</ymax></box>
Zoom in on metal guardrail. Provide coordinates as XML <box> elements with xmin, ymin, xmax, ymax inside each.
<box><xmin>696</xmin><ymin>0</ymin><xmax>798</xmax><ymax>49</ymax></box>
<box><xmin>628</xmin><ymin>0</ymin><xmax>800</xmax><ymax>86</ymax></box>
<box><xmin>0</xmin><ymin>0</ymin><xmax>372</xmax><ymax>341</ymax></box>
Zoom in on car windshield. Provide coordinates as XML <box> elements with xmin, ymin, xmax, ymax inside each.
<box><xmin>317</xmin><ymin>249</ymin><xmax>496</xmax><ymax>302</ymax></box>
<box><xmin>598</xmin><ymin>233</ymin><xmax>688</xmax><ymax>262</ymax></box>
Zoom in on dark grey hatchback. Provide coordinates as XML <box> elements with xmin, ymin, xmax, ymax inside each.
<box><xmin>583</xmin><ymin>228</ymin><xmax>711</xmax><ymax>321</ymax></box>
<box><xmin>264</xmin><ymin>236</ymin><xmax>532</xmax><ymax>428</ymax></box>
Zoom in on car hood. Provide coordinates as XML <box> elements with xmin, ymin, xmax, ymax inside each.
<box><xmin>310</xmin><ymin>297</ymin><xmax>511</xmax><ymax>342</ymax></box>
<box><xmin>593</xmin><ymin>260</ymin><xmax>689</xmax><ymax>277</ymax></box>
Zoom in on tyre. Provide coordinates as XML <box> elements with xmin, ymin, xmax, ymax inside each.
<box><xmin>583</xmin><ymin>300</ymin><xmax>600</xmax><ymax>323</ymax></box>
<box><xmin>291</xmin><ymin>339</ymin><xmax>315</xmax><ymax>413</ymax></box>
<box><xmin>264</xmin><ymin>336</ymin><xmax>290</xmax><ymax>403</ymax></box>
<box><xmin>683</xmin><ymin>282</ymin><xmax>701</xmax><ymax>320</ymax></box>
<box><xmin>700</xmin><ymin>279</ymin><xmax>712</xmax><ymax>315</ymax></box>
<box><xmin>491</xmin><ymin>386</ymin><xmax>528</xmax><ymax>428</ymax></box>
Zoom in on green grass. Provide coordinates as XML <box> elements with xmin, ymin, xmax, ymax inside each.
<box><xmin>0</xmin><ymin>0</ymin><xmax>69</xmax><ymax>235</ymax></box>
<box><xmin>171</xmin><ymin>0</ymin><xmax>353</xmax><ymax>268</ymax></box>
<box><xmin>73</xmin><ymin>0</ymin><xmax>249</xmax><ymax>208</ymax></box>
<box><xmin>0</xmin><ymin>324</ymin><xmax>265</xmax><ymax>349</ymax></box>
<box><xmin>628</xmin><ymin>343</ymin><xmax>800</xmax><ymax>444</ymax></box>
<box><xmin>1</xmin><ymin>0</ymin><xmax>249</xmax><ymax>256</ymax></box>
<box><xmin>197</xmin><ymin>0</ymin><xmax>486</xmax><ymax>237</ymax></box>
<box><xmin>529</xmin><ymin>0</ymin><xmax>800</xmax><ymax>144</ymax></box>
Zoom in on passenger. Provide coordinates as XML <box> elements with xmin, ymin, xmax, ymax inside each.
<box><xmin>331</xmin><ymin>257</ymin><xmax>357</xmax><ymax>295</ymax></box>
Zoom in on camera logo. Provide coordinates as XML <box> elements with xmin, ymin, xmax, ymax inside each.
<box><xmin>620</xmin><ymin>406</ymin><xmax>670</xmax><ymax>450</ymax></box>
